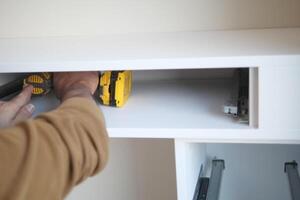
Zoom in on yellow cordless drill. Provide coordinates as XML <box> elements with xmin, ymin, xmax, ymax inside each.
<box><xmin>0</xmin><ymin>72</ymin><xmax>52</xmax><ymax>99</ymax></box>
<box><xmin>0</xmin><ymin>71</ymin><xmax>132</xmax><ymax>108</ymax></box>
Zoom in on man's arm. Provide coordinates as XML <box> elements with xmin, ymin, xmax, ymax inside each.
<box><xmin>0</xmin><ymin>72</ymin><xmax>108</xmax><ymax>200</ymax></box>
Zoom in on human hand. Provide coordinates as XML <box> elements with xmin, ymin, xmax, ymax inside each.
<box><xmin>0</xmin><ymin>85</ymin><xmax>35</xmax><ymax>128</ymax></box>
<box><xmin>53</xmin><ymin>72</ymin><xmax>99</xmax><ymax>101</ymax></box>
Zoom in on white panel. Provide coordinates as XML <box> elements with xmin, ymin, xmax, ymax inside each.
<box><xmin>249</xmin><ymin>68</ymin><xmax>259</xmax><ymax>128</ymax></box>
<box><xmin>0</xmin><ymin>0</ymin><xmax>300</xmax><ymax>38</ymax></box>
<box><xmin>66</xmin><ymin>139</ymin><xmax>177</xmax><ymax>200</ymax></box>
<box><xmin>259</xmin><ymin>66</ymin><xmax>300</xmax><ymax>130</ymax></box>
<box><xmin>0</xmin><ymin>28</ymin><xmax>300</xmax><ymax>72</ymax></box>
<box><xmin>274</xmin><ymin>67</ymin><xmax>300</xmax><ymax>129</ymax></box>
<box><xmin>175</xmin><ymin>141</ymin><xmax>207</xmax><ymax>200</ymax></box>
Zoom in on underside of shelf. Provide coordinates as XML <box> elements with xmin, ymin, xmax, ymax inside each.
<box><xmin>0</xmin><ymin>28</ymin><xmax>300</xmax><ymax>72</ymax></box>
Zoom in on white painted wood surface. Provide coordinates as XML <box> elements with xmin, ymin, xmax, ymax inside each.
<box><xmin>101</xmin><ymin>79</ymin><xmax>247</xmax><ymax>129</ymax></box>
<box><xmin>175</xmin><ymin>142</ymin><xmax>207</xmax><ymax>200</ymax></box>
<box><xmin>0</xmin><ymin>28</ymin><xmax>300</xmax><ymax>72</ymax></box>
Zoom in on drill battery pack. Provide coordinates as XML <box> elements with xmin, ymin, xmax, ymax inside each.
<box><xmin>98</xmin><ymin>71</ymin><xmax>132</xmax><ymax>107</ymax></box>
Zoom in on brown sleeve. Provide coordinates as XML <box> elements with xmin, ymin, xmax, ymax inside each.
<box><xmin>0</xmin><ymin>97</ymin><xmax>109</xmax><ymax>200</ymax></box>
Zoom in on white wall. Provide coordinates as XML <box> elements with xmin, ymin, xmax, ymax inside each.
<box><xmin>0</xmin><ymin>0</ymin><xmax>299</xmax><ymax>38</ymax></box>
<box><xmin>66</xmin><ymin>139</ymin><xmax>177</xmax><ymax>200</ymax></box>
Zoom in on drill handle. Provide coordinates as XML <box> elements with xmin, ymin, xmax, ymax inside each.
<box><xmin>0</xmin><ymin>77</ymin><xmax>26</xmax><ymax>99</ymax></box>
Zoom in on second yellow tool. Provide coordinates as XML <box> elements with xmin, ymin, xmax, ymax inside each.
<box><xmin>98</xmin><ymin>71</ymin><xmax>132</xmax><ymax>107</ymax></box>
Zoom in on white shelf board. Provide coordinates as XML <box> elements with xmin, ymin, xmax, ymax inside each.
<box><xmin>31</xmin><ymin>79</ymin><xmax>248</xmax><ymax>136</ymax></box>
<box><xmin>28</xmin><ymin>78</ymin><xmax>300</xmax><ymax>143</ymax></box>
<box><xmin>0</xmin><ymin>28</ymin><xmax>300</xmax><ymax>72</ymax></box>
<box><xmin>102</xmin><ymin>79</ymin><xmax>247</xmax><ymax>129</ymax></box>
<box><xmin>101</xmin><ymin>80</ymin><xmax>300</xmax><ymax>144</ymax></box>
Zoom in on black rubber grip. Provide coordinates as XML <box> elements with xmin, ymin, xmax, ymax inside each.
<box><xmin>0</xmin><ymin>77</ymin><xmax>25</xmax><ymax>99</ymax></box>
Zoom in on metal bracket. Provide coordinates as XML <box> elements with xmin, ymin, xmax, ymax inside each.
<box><xmin>193</xmin><ymin>159</ymin><xmax>225</xmax><ymax>200</ymax></box>
<box><xmin>285</xmin><ymin>161</ymin><xmax>300</xmax><ymax>200</ymax></box>
<box><xmin>206</xmin><ymin>159</ymin><xmax>225</xmax><ymax>200</ymax></box>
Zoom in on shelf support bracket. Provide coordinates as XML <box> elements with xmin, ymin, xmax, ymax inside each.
<box><xmin>285</xmin><ymin>161</ymin><xmax>300</xmax><ymax>200</ymax></box>
<box><xmin>206</xmin><ymin>159</ymin><xmax>225</xmax><ymax>200</ymax></box>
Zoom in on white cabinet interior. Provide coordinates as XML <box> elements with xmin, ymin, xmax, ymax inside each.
<box><xmin>175</xmin><ymin>141</ymin><xmax>300</xmax><ymax>200</ymax></box>
<box><xmin>0</xmin><ymin>68</ymin><xmax>258</xmax><ymax>138</ymax></box>
<box><xmin>0</xmin><ymin>66</ymin><xmax>298</xmax><ymax>200</ymax></box>
<box><xmin>101</xmin><ymin>68</ymin><xmax>257</xmax><ymax>134</ymax></box>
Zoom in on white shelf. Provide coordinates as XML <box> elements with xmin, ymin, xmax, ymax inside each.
<box><xmin>0</xmin><ymin>28</ymin><xmax>300</xmax><ymax>72</ymax></box>
<box><xmin>102</xmin><ymin>79</ymin><xmax>248</xmax><ymax>129</ymax></box>
<box><xmin>31</xmin><ymin>79</ymin><xmax>249</xmax><ymax>137</ymax></box>
<box><xmin>30</xmin><ymin>76</ymin><xmax>300</xmax><ymax>143</ymax></box>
